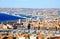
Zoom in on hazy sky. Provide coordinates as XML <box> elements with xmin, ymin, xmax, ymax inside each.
<box><xmin>0</xmin><ymin>0</ymin><xmax>60</xmax><ymax>8</ymax></box>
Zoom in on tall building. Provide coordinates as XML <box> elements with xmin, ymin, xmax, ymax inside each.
<box><xmin>58</xmin><ymin>11</ymin><xmax>60</xmax><ymax>16</ymax></box>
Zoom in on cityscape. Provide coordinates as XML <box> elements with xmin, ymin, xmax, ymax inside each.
<box><xmin>0</xmin><ymin>8</ymin><xmax>60</xmax><ymax>39</ymax></box>
<box><xmin>0</xmin><ymin>8</ymin><xmax>60</xmax><ymax>20</ymax></box>
<box><xmin>0</xmin><ymin>0</ymin><xmax>60</xmax><ymax>39</ymax></box>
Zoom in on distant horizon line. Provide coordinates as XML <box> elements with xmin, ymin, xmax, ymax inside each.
<box><xmin>0</xmin><ymin>7</ymin><xmax>60</xmax><ymax>9</ymax></box>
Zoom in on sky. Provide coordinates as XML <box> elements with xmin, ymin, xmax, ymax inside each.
<box><xmin>0</xmin><ymin>0</ymin><xmax>60</xmax><ymax>8</ymax></box>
